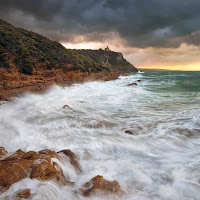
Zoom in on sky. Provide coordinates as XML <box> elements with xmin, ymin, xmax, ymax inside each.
<box><xmin>1</xmin><ymin>0</ymin><xmax>200</xmax><ymax>71</ymax></box>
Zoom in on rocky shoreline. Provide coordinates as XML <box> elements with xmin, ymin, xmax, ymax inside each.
<box><xmin>0</xmin><ymin>147</ymin><xmax>124</xmax><ymax>199</ymax></box>
<box><xmin>0</xmin><ymin>68</ymin><xmax>124</xmax><ymax>102</ymax></box>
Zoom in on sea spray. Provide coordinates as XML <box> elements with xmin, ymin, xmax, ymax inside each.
<box><xmin>0</xmin><ymin>71</ymin><xmax>200</xmax><ymax>199</ymax></box>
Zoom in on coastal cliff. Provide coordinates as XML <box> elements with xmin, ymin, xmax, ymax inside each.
<box><xmin>0</xmin><ymin>19</ymin><xmax>124</xmax><ymax>100</ymax></box>
<box><xmin>75</xmin><ymin>49</ymin><xmax>138</xmax><ymax>73</ymax></box>
<box><xmin>0</xmin><ymin>19</ymin><xmax>129</xmax><ymax>101</ymax></box>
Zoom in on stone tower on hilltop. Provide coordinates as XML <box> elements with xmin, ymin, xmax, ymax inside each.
<box><xmin>105</xmin><ymin>46</ymin><xmax>111</xmax><ymax>51</ymax></box>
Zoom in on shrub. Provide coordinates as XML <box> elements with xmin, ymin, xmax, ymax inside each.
<box><xmin>3</xmin><ymin>62</ymin><xmax>9</xmax><ymax>68</ymax></box>
<box><xmin>39</xmin><ymin>57</ymin><xmax>45</xmax><ymax>62</ymax></box>
<box><xmin>20</xmin><ymin>64</ymin><xmax>33</xmax><ymax>75</ymax></box>
<box><xmin>46</xmin><ymin>63</ymin><xmax>55</xmax><ymax>69</ymax></box>
<box><xmin>21</xmin><ymin>57</ymin><xmax>32</xmax><ymax>64</ymax></box>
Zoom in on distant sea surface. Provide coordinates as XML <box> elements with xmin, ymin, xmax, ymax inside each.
<box><xmin>0</xmin><ymin>71</ymin><xmax>200</xmax><ymax>199</ymax></box>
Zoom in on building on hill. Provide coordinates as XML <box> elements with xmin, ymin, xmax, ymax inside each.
<box><xmin>105</xmin><ymin>46</ymin><xmax>111</xmax><ymax>51</ymax></box>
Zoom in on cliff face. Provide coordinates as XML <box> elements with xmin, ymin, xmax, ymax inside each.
<box><xmin>75</xmin><ymin>49</ymin><xmax>138</xmax><ymax>73</ymax></box>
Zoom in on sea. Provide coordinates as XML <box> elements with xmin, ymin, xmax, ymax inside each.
<box><xmin>0</xmin><ymin>71</ymin><xmax>200</xmax><ymax>200</ymax></box>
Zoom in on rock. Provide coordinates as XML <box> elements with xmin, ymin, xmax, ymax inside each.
<box><xmin>0</xmin><ymin>157</ymin><xmax>33</xmax><ymax>186</ymax></box>
<box><xmin>16</xmin><ymin>189</ymin><xmax>31</xmax><ymax>199</ymax></box>
<box><xmin>125</xmin><ymin>130</ymin><xmax>137</xmax><ymax>135</ymax></box>
<box><xmin>58</xmin><ymin>150</ymin><xmax>82</xmax><ymax>173</ymax></box>
<box><xmin>21</xmin><ymin>151</ymin><xmax>40</xmax><ymax>160</ymax></box>
<box><xmin>0</xmin><ymin>148</ymin><xmax>79</xmax><ymax>188</ymax></box>
<box><xmin>137</xmin><ymin>79</ymin><xmax>142</xmax><ymax>82</ymax></box>
<box><xmin>30</xmin><ymin>159</ymin><xmax>66</xmax><ymax>184</ymax></box>
<box><xmin>39</xmin><ymin>149</ymin><xmax>60</xmax><ymax>160</ymax></box>
<box><xmin>80</xmin><ymin>175</ymin><xmax>124</xmax><ymax>197</ymax></box>
<box><xmin>3</xmin><ymin>149</ymin><xmax>25</xmax><ymax>161</ymax></box>
<box><xmin>128</xmin><ymin>82</ymin><xmax>138</xmax><ymax>86</ymax></box>
<box><xmin>0</xmin><ymin>147</ymin><xmax>7</xmax><ymax>159</ymax></box>
<box><xmin>63</xmin><ymin>105</ymin><xmax>72</xmax><ymax>110</ymax></box>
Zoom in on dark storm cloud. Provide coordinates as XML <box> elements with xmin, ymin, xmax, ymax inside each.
<box><xmin>1</xmin><ymin>0</ymin><xmax>200</xmax><ymax>48</ymax></box>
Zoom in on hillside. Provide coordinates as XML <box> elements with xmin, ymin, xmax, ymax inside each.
<box><xmin>75</xmin><ymin>49</ymin><xmax>138</xmax><ymax>73</ymax></box>
<box><xmin>0</xmin><ymin>19</ymin><xmax>123</xmax><ymax>100</ymax></box>
<box><xmin>0</xmin><ymin>19</ymin><xmax>108</xmax><ymax>74</ymax></box>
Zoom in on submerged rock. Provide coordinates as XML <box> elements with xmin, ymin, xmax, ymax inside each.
<box><xmin>16</xmin><ymin>189</ymin><xmax>31</xmax><ymax>199</ymax></box>
<box><xmin>125</xmin><ymin>130</ymin><xmax>138</xmax><ymax>135</ymax></box>
<box><xmin>80</xmin><ymin>175</ymin><xmax>124</xmax><ymax>197</ymax></box>
<box><xmin>128</xmin><ymin>82</ymin><xmax>138</xmax><ymax>86</ymax></box>
<box><xmin>63</xmin><ymin>105</ymin><xmax>73</xmax><ymax>110</ymax></box>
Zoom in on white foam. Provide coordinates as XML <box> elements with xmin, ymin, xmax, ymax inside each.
<box><xmin>0</xmin><ymin>74</ymin><xmax>200</xmax><ymax>199</ymax></box>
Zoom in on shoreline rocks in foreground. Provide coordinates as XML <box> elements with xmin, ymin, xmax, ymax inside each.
<box><xmin>0</xmin><ymin>147</ymin><xmax>124</xmax><ymax>199</ymax></box>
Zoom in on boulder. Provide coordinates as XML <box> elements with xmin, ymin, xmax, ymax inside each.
<box><xmin>80</xmin><ymin>175</ymin><xmax>124</xmax><ymax>197</ymax></box>
<box><xmin>0</xmin><ymin>148</ymin><xmax>80</xmax><ymax>188</ymax></box>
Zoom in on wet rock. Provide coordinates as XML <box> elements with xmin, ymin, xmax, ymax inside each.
<box><xmin>0</xmin><ymin>147</ymin><xmax>7</xmax><ymax>159</ymax></box>
<box><xmin>137</xmin><ymin>79</ymin><xmax>142</xmax><ymax>82</ymax></box>
<box><xmin>128</xmin><ymin>82</ymin><xmax>138</xmax><ymax>86</ymax></box>
<box><xmin>125</xmin><ymin>130</ymin><xmax>138</xmax><ymax>135</ymax></box>
<box><xmin>80</xmin><ymin>175</ymin><xmax>124</xmax><ymax>197</ymax></box>
<box><xmin>30</xmin><ymin>159</ymin><xmax>66</xmax><ymax>184</ymax></box>
<box><xmin>0</xmin><ymin>148</ymin><xmax>79</xmax><ymax>188</ymax></box>
<box><xmin>21</xmin><ymin>151</ymin><xmax>40</xmax><ymax>160</ymax></box>
<box><xmin>3</xmin><ymin>149</ymin><xmax>25</xmax><ymax>161</ymax></box>
<box><xmin>39</xmin><ymin>149</ymin><xmax>60</xmax><ymax>160</ymax></box>
<box><xmin>30</xmin><ymin>159</ymin><xmax>57</xmax><ymax>179</ymax></box>
<box><xmin>63</xmin><ymin>105</ymin><xmax>72</xmax><ymax>110</ymax></box>
<box><xmin>0</xmin><ymin>157</ymin><xmax>33</xmax><ymax>186</ymax></box>
<box><xmin>16</xmin><ymin>189</ymin><xmax>31</xmax><ymax>199</ymax></box>
<box><xmin>58</xmin><ymin>149</ymin><xmax>82</xmax><ymax>173</ymax></box>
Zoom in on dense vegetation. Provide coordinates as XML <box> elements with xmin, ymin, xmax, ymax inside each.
<box><xmin>0</xmin><ymin>45</ymin><xmax>9</xmax><ymax>69</ymax></box>
<box><xmin>0</xmin><ymin>19</ymin><xmax>106</xmax><ymax>75</ymax></box>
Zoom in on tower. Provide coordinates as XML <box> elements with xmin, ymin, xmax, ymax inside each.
<box><xmin>105</xmin><ymin>46</ymin><xmax>111</xmax><ymax>51</ymax></box>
